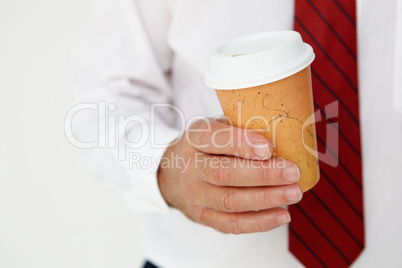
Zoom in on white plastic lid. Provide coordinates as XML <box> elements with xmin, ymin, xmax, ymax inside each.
<box><xmin>204</xmin><ymin>31</ymin><xmax>315</xmax><ymax>90</ymax></box>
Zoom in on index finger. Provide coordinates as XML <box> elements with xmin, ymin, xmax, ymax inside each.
<box><xmin>186</xmin><ymin>118</ymin><xmax>272</xmax><ymax>159</ymax></box>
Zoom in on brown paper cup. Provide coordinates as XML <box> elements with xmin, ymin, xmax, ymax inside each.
<box><xmin>215</xmin><ymin>67</ymin><xmax>319</xmax><ymax>192</ymax></box>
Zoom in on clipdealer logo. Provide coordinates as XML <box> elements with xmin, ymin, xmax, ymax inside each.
<box><xmin>64</xmin><ymin>100</ymin><xmax>339</xmax><ymax>168</ymax></box>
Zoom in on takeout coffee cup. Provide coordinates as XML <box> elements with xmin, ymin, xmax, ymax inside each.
<box><xmin>205</xmin><ymin>31</ymin><xmax>320</xmax><ymax>192</ymax></box>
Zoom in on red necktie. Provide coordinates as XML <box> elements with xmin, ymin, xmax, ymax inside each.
<box><xmin>289</xmin><ymin>0</ymin><xmax>365</xmax><ymax>267</ymax></box>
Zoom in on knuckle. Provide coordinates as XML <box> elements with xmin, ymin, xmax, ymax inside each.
<box><xmin>257</xmin><ymin>165</ymin><xmax>270</xmax><ymax>185</ymax></box>
<box><xmin>242</xmin><ymin>130</ymin><xmax>255</xmax><ymax>155</ymax></box>
<box><xmin>256</xmin><ymin>216</ymin><xmax>268</xmax><ymax>232</ymax></box>
<box><xmin>200</xmin><ymin>133</ymin><xmax>211</xmax><ymax>147</ymax></box>
<box><xmin>188</xmin><ymin>120</ymin><xmax>210</xmax><ymax>146</ymax></box>
<box><xmin>228</xmin><ymin>215</ymin><xmax>242</xmax><ymax>235</ymax></box>
<box><xmin>227</xmin><ymin>142</ymin><xmax>236</xmax><ymax>155</ymax></box>
<box><xmin>199</xmin><ymin>136</ymin><xmax>211</xmax><ymax>149</ymax></box>
<box><xmin>197</xmin><ymin>159</ymin><xmax>209</xmax><ymax>180</ymax></box>
<box><xmin>211</xmin><ymin>164</ymin><xmax>229</xmax><ymax>185</ymax></box>
<box><xmin>222</xmin><ymin>190</ymin><xmax>236</xmax><ymax>212</ymax></box>
<box><xmin>260</xmin><ymin>190</ymin><xmax>273</xmax><ymax>209</ymax></box>
<box><xmin>194</xmin><ymin>207</ymin><xmax>207</xmax><ymax>224</ymax></box>
<box><xmin>189</xmin><ymin>119</ymin><xmax>206</xmax><ymax>130</ymax></box>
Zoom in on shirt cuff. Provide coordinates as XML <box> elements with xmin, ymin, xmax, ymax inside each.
<box><xmin>119</xmin><ymin>126</ymin><xmax>181</xmax><ymax>214</ymax></box>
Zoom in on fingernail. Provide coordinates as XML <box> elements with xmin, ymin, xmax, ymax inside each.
<box><xmin>276</xmin><ymin>213</ymin><xmax>291</xmax><ymax>225</ymax></box>
<box><xmin>285</xmin><ymin>186</ymin><xmax>302</xmax><ymax>202</ymax></box>
<box><xmin>253</xmin><ymin>143</ymin><xmax>270</xmax><ymax>159</ymax></box>
<box><xmin>283</xmin><ymin>165</ymin><xmax>300</xmax><ymax>183</ymax></box>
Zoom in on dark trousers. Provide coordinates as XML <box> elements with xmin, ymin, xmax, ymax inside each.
<box><xmin>143</xmin><ymin>260</ymin><xmax>159</xmax><ymax>268</ymax></box>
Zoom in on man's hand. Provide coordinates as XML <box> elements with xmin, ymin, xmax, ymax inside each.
<box><xmin>157</xmin><ymin>118</ymin><xmax>302</xmax><ymax>234</ymax></box>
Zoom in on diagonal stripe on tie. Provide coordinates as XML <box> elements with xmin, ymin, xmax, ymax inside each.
<box><xmin>315</xmin><ymin>134</ymin><xmax>362</xmax><ymax>189</ymax></box>
<box><xmin>289</xmin><ymin>0</ymin><xmax>365</xmax><ymax>267</ymax></box>
<box><xmin>331</xmin><ymin>0</ymin><xmax>357</xmax><ymax>27</ymax></box>
<box><xmin>294</xmin><ymin>17</ymin><xmax>358</xmax><ymax>94</ymax></box>
<box><xmin>290</xmin><ymin>226</ymin><xmax>329</xmax><ymax>267</ymax></box>
<box><xmin>312</xmin><ymin>69</ymin><xmax>360</xmax><ymax>126</ymax></box>
<box><xmin>318</xmin><ymin>169</ymin><xmax>363</xmax><ymax>220</ymax></box>
<box><xmin>309</xmin><ymin>190</ymin><xmax>363</xmax><ymax>249</ymax></box>
<box><xmin>304</xmin><ymin>0</ymin><xmax>357</xmax><ymax>60</ymax></box>
<box><xmin>313</xmin><ymin>101</ymin><xmax>361</xmax><ymax>158</ymax></box>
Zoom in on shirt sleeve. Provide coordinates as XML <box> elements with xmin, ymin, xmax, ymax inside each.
<box><xmin>71</xmin><ymin>0</ymin><xmax>180</xmax><ymax>213</ymax></box>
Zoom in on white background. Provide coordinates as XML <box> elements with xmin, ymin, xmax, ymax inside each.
<box><xmin>0</xmin><ymin>0</ymin><xmax>144</xmax><ymax>267</ymax></box>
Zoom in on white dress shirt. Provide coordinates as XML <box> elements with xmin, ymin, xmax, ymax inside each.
<box><xmin>72</xmin><ymin>0</ymin><xmax>402</xmax><ymax>267</ymax></box>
